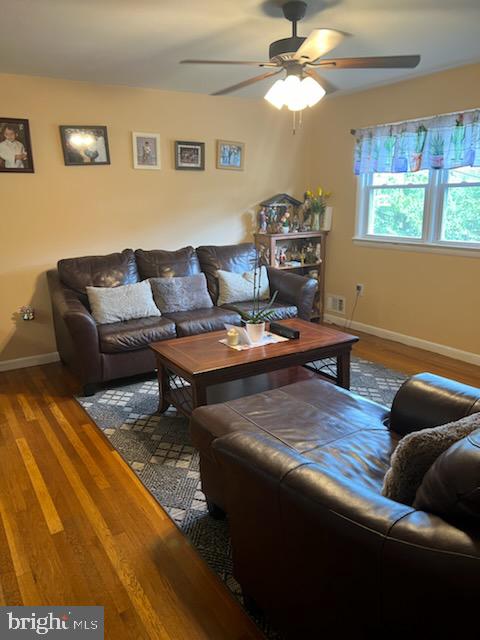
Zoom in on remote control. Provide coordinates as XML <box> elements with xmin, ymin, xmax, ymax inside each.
<box><xmin>269</xmin><ymin>322</ymin><xmax>300</xmax><ymax>340</ymax></box>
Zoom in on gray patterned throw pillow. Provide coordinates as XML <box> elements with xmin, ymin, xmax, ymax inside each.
<box><xmin>86</xmin><ymin>280</ymin><xmax>161</xmax><ymax>325</ymax></box>
<box><xmin>150</xmin><ymin>273</ymin><xmax>213</xmax><ymax>313</ymax></box>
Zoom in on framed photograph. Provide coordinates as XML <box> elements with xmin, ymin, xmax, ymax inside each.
<box><xmin>216</xmin><ymin>140</ymin><xmax>244</xmax><ymax>171</ymax></box>
<box><xmin>60</xmin><ymin>125</ymin><xmax>110</xmax><ymax>166</ymax></box>
<box><xmin>132</xmin><ymin>132</ymin><xmax>160</xmax><ymax>170</ymax></box>
<box><xmin>0</xmin><ymin>118</ymin><xmax>34</xmax><ymax>173</ymax></box>
<box><xmin>175</xmin><ymin>141</ymin><xmax>205</xmax><ymax>171</ymax></box>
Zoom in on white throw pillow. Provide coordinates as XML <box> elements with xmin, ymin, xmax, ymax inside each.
<box><xmin>87</xmin><ymin>280</ymin><xmax>161</xmax><ymax>324</ymax></box>
<box><xmin>217</xmin><ymin>266</ymin><xmax>270</xmax><ymax>307</ymax></box>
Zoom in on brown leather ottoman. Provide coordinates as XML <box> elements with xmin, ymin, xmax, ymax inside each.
<box><xmin>189</xmin><ymin>376</ymin><xmax>392</xmax><ymax>515</ymax></box>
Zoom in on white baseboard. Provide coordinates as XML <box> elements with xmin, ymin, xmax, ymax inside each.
<box><xmin>324</xmin><ymin>314</ymin><xmax>480</xmax><ymax>367</ymax></box>
<box><xmin>0</xmin><ymin>351</ymin><xmax>60</xmax><ymax>373</ymax></box>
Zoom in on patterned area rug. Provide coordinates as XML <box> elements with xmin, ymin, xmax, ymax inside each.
<box><xmin>77</xmin><ymin>357</ymin><xmax>406</xmax><ymax>638</ymax></box>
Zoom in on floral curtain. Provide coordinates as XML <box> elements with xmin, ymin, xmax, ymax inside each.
<box><xmin>353</xmin><ymin>109</ymin><xmax>480</xmax><ymax>175</ymax></box>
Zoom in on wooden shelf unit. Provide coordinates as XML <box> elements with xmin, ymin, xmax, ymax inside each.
<box><xmin>254</xmin><ymin>231</ymin><xmax>327</xmax><ymax>322</ymax></box>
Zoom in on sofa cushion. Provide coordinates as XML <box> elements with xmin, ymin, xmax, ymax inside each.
<box><xmin>87</xmin><ymin>281</ymin><xmax>161</xmax><ymax>325</ymax></box>
<box><xmin>58</xmin><ymin>249</ymin><xmax>139</xmax><ymax>296</ymax></box>
<box><xmin>414</xmin><ymin>425</ymin><xmax>480</xmax><ymax>523</ymax></box>
<box><xmin>196</xmin><ymin>243</ymin><xmax>257</xmax><ymax>303</ymax></box>
<box><xmin>217</xmin><ymin>267</ymin><xmax>270</xmax><ymax>307</ymax></box>
<box><xmin>150</xmin><ymin>274</ymin><xmax>213</xmax><ymax>313</ymax></box>
<box><xmin>135</xmin><ymin>247</ymin><xmax>201</xmax><ymax>279</ymax></box>
<box><xmin>98</xmin><ymin>316</ymin><xmax>176</xmax><ymax>353</ymax></box>
<box><xmin>165</xmin><ymin>307</ymin><xmax>241</xmax><ymax>337</ymax></box>
<box><xmin>382</xmin><ymin>412</ymin><xmax>480</xmax><ymax>506</ymax></box>
<box><xmin>222</xmin><ymin>300</ymin><xmax>297</xmax><ymax>321</ymax></box>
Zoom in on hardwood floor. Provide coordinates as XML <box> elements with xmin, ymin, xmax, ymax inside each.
<box><xmin>0</xmin><ymin>364</ymin><xmax>263</xmax><ymax>639</ymax></box>
<box><xmin>0</xmin><ymin>334</ymin><xmax>478</xmax><ymax>639</ymax></box>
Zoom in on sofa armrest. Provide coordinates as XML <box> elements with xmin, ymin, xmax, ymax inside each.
<box><xmin>266</xmin><ymin>267</ymin><xmax>317</xmax><ymax>320</ymax></box>
<box><xmin>47</xmin><ymin>269</ymin><xmax>101</xmax><ymax>387</ymax></box>
<box><xmin>390</xmin><ymin>372</ymin><xmax>480</xmax><ymax>437</ymax></box>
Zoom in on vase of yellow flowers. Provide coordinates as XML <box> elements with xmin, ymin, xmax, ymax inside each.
<box><xmin>304</xmin><ymin>187</ymin><xmax>331</xmax><ymax>230</ymax></box>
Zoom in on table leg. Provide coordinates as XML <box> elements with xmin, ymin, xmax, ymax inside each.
<box><xmin>192</xmin><ymin>381</ymin><xmax>207</xmax><ymax>411</ymax></box>
<box><xmin>157</xmin><ymin>363</ymin><xmax>171</xmax><ymax>413</ymax></box>
<box><xmin>336</xmin><ymin>349</ymin><xmax>351</xmax><ymax>389</ymax></box>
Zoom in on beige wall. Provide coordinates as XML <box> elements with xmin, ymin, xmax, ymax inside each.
<box><xmin>305</xmin><ymin>62</ymin><xmax>480</xmax><ymax>356</ymax></box>
<box><xmin>0</xmin><ymin>73</ymin><xmax>308</xmax><ymax>362</ymax></box>
<box><xmin>2</xmin><ymin>63</ymin><xmax>479</xmax><ymax>364</ymax></box>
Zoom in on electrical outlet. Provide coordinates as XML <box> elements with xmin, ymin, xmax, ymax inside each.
<box><xmin>355</xmin><ymin>283</ymin><xmax>365</xmax><ymax>296</ymax></box>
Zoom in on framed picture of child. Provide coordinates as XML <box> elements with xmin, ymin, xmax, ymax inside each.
<box><xmin>132</xmin><ymin>132</ymin><xmax>161</xmax><ymax>170</ymax></box>
<box><xmin>59</xmin><ymin>125</ymin><xmax>110</xmax><ymax>166</ymax></box>
<box><xmin>0</xmin><ymin>118</ymin><xmax>34</xmax><ymax>173</ymax></box>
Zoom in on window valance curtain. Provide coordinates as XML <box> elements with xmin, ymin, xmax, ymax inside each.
<box><xmin>353</xmin><ymin>109</ymin><xmax>480</xmax><ymax>175</ymax></box>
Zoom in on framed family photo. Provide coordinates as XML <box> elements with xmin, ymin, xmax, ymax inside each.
<box><xmin>175</xmin><ymin>140</ymin><xmax>205</xmax><ymax>171</ymax></box>
<box><xmin>216</xmin><ymin>140</ymin><xmax>244</xmax><ymax>171</ymax></box>
<box><xmin>0</xmin><ymin>118</ymin><xmax>34</xmax><ymax>173</ymax></box>
<box><xmin>132</xmin><ymin>132</ymin><xmax>160</xmax><ymax>170</ymax></box>
<box><xmin>60</xmin><ymin>125</ymin><xmax>110</xmax><ymax>166</ymax></box>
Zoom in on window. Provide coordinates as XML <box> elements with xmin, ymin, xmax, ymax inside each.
<box><xmin>356</xmin><ymin>166</ymin><xmax>480</xmax><ymax>249</ymax></box>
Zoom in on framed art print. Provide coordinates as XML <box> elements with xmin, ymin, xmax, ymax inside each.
<box><xmin>132</xmin><ymin>132</ymin><xmax>160</xmax><ymax>169</ymax></box>
<box><xmin>216</xmin><ymin>140</ymin><xmax>244</xmax><ymax>171</ymax></box>
<box><xmin>60</xmin><ymin>125</ymin><xmax>110</xmax><ymax>166</ymax></box>
<box><xmin>175</xmin><ymin>141</ymin><xmax>205</xmax><ymax>170</ymax></box>
<box><xmin>0</xmin><ymin>118</ymin><xmax>34</xmax><ymax>173</ymax></box>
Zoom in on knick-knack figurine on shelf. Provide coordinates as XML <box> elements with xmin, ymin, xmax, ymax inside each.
<box><xmin>258</xmin><ymin>207</ymin><xmax>268</xmax><ymax>233</ymax></box>
<box><xmin>280</xmin><ymin>209</ymin><xmax>290</xmax><ymax>233</ymax></box>
<box><xmin>292</xmin><ymin>211</ymin><xmax>300</xmax><ymax>232</ymax></box>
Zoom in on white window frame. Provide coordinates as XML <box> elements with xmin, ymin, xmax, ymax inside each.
<box><xmin>355</xmin><ymin>168</ymin><xmax>480</xmax><ymax>252</ymax></box>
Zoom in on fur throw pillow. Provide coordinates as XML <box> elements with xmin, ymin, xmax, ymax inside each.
<box><xmin>382</xmin><ymin>412</ymin><xmax>480</xmax><ymax>505</ymax></box>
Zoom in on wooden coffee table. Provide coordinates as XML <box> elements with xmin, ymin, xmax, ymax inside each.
<box><xmin>149</xmin><ymin>318</ymin><xmax>358</xmax><ymax>417</ymax></box>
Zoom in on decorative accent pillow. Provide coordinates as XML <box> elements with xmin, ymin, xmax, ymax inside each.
<box><xmin>382</xmin><ymin>412</ymin><xmax>480</xmax><ymax>506</ymax></box>
<box><xmin>86</xmin><ymin>281</ymin><xmax>160</xmax><ymax>325</ymax></box>
<box><xmin>149</xmin><ymin>274</ymin><xmax>213</xmax><ymax>313</ymax></box>
<box><xmin>217</xmin><ymin>266</ymin><xmax>270</xmax><ymax>307</ymax></box>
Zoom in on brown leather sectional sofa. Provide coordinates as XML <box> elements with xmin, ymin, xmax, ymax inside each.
<box><xmin>190</xmin><ymin>372</ymin><xmax>480</xmax><ymax>638</ymax></box>
<box><xmin>47</xmin><ymin>243</ymin><xmax>317</xmax><ymax>394</ymax></box>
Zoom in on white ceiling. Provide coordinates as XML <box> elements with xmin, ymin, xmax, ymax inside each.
<box><xmin>1</xmin><ymin>0</ymin><xmax>480</xmax><ymax>98</ymax></box>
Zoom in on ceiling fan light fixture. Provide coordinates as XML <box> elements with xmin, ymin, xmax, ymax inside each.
<box><xmin>264</xmin><ymin>78</ymin><xmax>286</xmax><ymax>109</ymax></box>
<box><xmin>300</xmin><ymin>76</ymin><xmax>326</xmax><ymax>107</ymax></box>
<box><xmin>283</xmin><ymin>74</ymin><xmax>306</xmax><ymax>111</ymax></box>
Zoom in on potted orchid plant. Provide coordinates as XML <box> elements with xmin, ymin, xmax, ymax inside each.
<box><xmin>239</xmin><ymin>255</ymin><xmax>278</xmax><ymax>343</ymax></box>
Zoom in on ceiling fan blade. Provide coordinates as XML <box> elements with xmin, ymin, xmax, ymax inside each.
<box><xmin>211</xmin><ymin>69</ymin><xmax>283</xmax><ymax>96</ymax></box>
<box><xmin>304</xmin><ymin>69</ymin><xmax>338</xmax><ymax>95</ymax></box>
<box><xmin>311</xmin><ymin>55</ymin><xmax>421</xmax><ymax>69</ymax></box>
<box><xmin>181</xmin><ymin>59</ymin><xmax>278</xmax><ymax>67</ymax></box>
<box><xmin>293</xmin><ymin>29</ymin><xmax>345</xmax><ymax>63</ymax></box>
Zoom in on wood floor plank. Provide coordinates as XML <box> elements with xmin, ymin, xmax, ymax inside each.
<box><xmin>16</xmin><ymin>437</ymin><xmax>64</xmax><ymax>535</ymax></box>
<box><xmin>16</xmin><ymin>393</ymin><xmax>36</xmax><ymax>422</ymax></box>
<box><xmin>31</xmin><ymin>406</ymin><xmax>180</xmax><ymax>640</ymax></box>
<box><xmin>0</xmin><ymin>503</ymin><xmax>41</xmax><ymax>603</ymax></box>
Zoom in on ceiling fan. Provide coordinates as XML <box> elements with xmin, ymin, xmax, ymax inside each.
<box><xmin>180</xmin><ymin>0</ymin><xmax>420</xmax><ymax>111</ymax></box>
